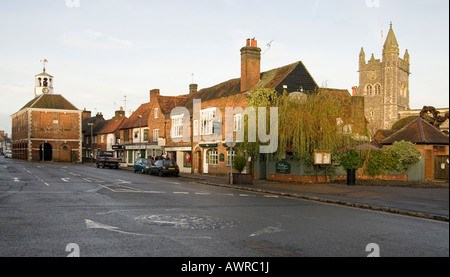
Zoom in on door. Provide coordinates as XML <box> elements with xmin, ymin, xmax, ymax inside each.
<box><xmin>203</xmin><ymin>150</ymin><xmax>208</xmax><ymax>174</ymax></box>
<box><xmin>259</xmin><ymin>153</ymin><xmax>267</xmax><ymax>180</ymax></box>
<box><xmin>435</xmin><ymin>155</ymin><xmax>449</xmax><ymax>180</ymax></box>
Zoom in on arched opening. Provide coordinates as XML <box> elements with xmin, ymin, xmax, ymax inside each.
<box><xmin>60</xmin><ymin>145</ymin><xmax>71</xmax><ymax>162</ymax></box>
<box><xmin>39</xmin><ymin>143</ymin><xmax>52</xmax><ymax>161</ymax></box>
<box><xmin>43</xmin><ymin>78</ymin><xmax>48</xmax><ymax>87</ymax></box>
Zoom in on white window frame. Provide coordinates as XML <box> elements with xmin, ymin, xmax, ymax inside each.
<box><xmin>154</xmin><ymin>108</ymin><xmax>159</xmax><ymax>119</ymax></box>
<box><xmin>153</xmin><ymin>129</ymin><xmax>159</xmax><ymax>142</ymax></box>
<box><xmin>234</xmin><ymin>114</ymin><xmax>242</xmax><ymax>132</ymax></box>
<box><xmin>208</xmin><ymin>149</ymin><xmax>218</xmax><ymax>165</ymax></box>
<box><xmin>171</xmin><ymin>115</ymin><xmax>183</xmax><ymax>138</ymax></box>
<box><xmin>227</xmin><ymin>149</ymin><xmax>236</xmax><ymax>166</ymax></box>
<box><xmin>200</xmin><ymin>108</ymin><xmax>216</xmax><ymax>136</ymax></box>
<box><xmin>193</xmin><ymin>120</ymin><xmax>199</xmax><ymax>136</ymax></box>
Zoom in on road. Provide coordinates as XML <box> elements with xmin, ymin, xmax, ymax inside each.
<box><xmin>0</xmin><ymin>157</ymin><xmax>448</xmax><ymax>258</ymax></box>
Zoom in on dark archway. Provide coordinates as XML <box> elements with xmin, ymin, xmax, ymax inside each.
<box><xmin>39</xmin><ymin>143</ymin><xmax>52</xmax><ymax>161</ymax></box>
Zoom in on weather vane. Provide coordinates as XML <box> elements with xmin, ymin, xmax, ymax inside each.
<box><xmin>40</xmin><ymin>59</ymin><xmax>48</xmax><ymax>72</ymax></box>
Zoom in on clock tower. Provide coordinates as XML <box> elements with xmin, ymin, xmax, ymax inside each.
<box><xmin>34</xmin><ymin>62</ymin><xmax>54</xmax><ymax>97</ymax></box>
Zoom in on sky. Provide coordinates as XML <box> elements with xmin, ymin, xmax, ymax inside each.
<box><xmin>0</xmin><ymin>0</ymin><xmax>449</xmax><ymax>135</ymax></box>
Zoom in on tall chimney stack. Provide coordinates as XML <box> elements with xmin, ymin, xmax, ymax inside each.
<box><xmin>240</xmin><ymin>38</ymin><xmax>261</xmax><ymax>92</ymax></box>
<box><xmin>189</xmin><ymin>83</ymin><xmax>198</xmax><ymax>94</ymax></box>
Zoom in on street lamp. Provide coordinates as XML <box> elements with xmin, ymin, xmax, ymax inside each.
<box><xmin>137</xmin><ymin>115</ymin><xmax>142</xmax><ymax>159</ymax></box>
<box><xmin>88</xmin><ymin>123</ymin><xmax>93</xmax><ymax>165</ymax></box>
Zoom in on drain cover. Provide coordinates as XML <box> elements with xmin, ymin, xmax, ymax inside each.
<box><xmin>135</xmin><ymin>214</ymin><xmax>237</xmax><ymax>230</ymax></box>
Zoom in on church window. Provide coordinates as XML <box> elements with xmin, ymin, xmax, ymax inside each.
<box><xmin>366</xmin><ymin>84</ymin><xmax>373</xmax><ymax>95</ymax></box>
<box><xmin>43</xmin><ymin>78</ymin><xmax>48</xmax><ymax>87</ymax></box>
<box><xmin>374</xmin><ymin>84</ymin><xmax>381</xmax><ymax>95</ymax></box>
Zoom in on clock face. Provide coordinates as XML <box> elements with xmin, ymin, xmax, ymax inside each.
<box><xmin>42</xmin><ymin>87</ymin><xmax>49</xmax><ymax>93</ymax></box>
<box><xmin>369</xmin><ymin>71</ymin><xmax>377</xmax><ymax>80</ymax></box>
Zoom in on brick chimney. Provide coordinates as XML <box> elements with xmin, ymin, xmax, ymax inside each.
<box><xmin>241</xmin><ymin>38</ymin><xmax>261</xmax><ymax>92</ymax></box>
<box><xmin>82</xmin><ymin>108</ymin><xmax>92</xmax><ymax>121</ymax></box>
<box><xmin>115</xmin><ymin>106</ymin><xmax>125</xmax><ymax>118</ymax></box>
<box><xmin>189</xmin><ymin>83</ymin><xmax>198</xmax><ymax>94</ymax></box>
<box><xmin>150</xmin><ymin>89</ymin><xmax>160</xmax><ymax>102</ymax></box>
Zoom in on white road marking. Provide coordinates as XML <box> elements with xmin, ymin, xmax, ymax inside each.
<box><xmin>69</xmin><ymin>172</ymin><xmax>80</xmax><ymax>176</ymax></box>
<box><xmin>264</xmin><ymin>195</ymin><xmax>279</xmax><ymax>198</ymax></box>
<box><xmin>249</xmin><ymin>223</ymin><xmax>284</xmax><ymax>237</ymax></box>
<box><xmin>61</xmin><ymin>178</ymin><xmax>70</xmax><ymax>182</ymax></box>
<box><xmin>83</xmin><ymin>178</ymin><xmax>93</xmax><ymax>183</ymax></box>
<box><xmin>13</xmin><ymin>177</ymin><xmax>20</xmax><ymax>182</ymax></box>
<box><xmin>173</xmin><ymin>191</ymin><xmax>190</xmax><ymax>194</ymax></box>
<box><xmin>239</xmin><ymin>194</ymin><xmax>255</xmax><ymax>197</ymax></box>
<box><xmin>195</xmin><ymin>192</ymin><xmax>211</xmax><ymax>195</ymax></box>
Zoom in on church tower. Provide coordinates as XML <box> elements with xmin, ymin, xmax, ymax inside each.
<box><xmin>34</xmin><ymin>61</ymin><xmax>54</xmax><ymax>97</ymax></box>
<box><xmin>358</xmin><ymin>23</ymin><xmax>410</xmax><ymax>131</ymax></box>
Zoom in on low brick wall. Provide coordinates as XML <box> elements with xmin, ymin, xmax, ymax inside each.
<box><xmin>267</xmin><ymin>173</ymin><xmax>407</xmax><ymax>183</ymax></box>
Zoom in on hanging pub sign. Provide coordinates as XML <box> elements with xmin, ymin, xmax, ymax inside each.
<box><xmin>314</xmin><ymin>150</ymin><xmax>331</xmax><ymax>165</ymax></box>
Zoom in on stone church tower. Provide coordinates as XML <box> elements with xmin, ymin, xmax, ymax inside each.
<box><xmin>358</xmin><ymin>23</ymin><xmax>410</xmax><ymax>131</ymax></box>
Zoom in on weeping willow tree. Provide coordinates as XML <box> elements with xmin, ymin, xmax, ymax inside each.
<box><xmin>239</xmin><ymin>88</ymin><xmax>367</xmax><ymax>168</ymax></box>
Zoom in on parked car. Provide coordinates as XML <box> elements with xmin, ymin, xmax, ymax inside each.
<box><xmin>96</xmin><ymin>151</ymin><xmax>121</xmax><ymax>169</ymax></box>
<box><xmin>134</xmin><ymin>158</ymin><xmax>153</xmax><ymax>174</ymax></box>
<box><xmin>4</xmin><ymin>151</ymin><xmax>12</xmax><ymax>158</ymax></box>
<box><xmin>149</xmin><ymin>159</ymin><xmax>179</xmax><ymax>177</ymax></box>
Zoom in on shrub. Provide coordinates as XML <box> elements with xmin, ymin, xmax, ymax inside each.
<box><xmin>340</xmin><ymin>149</ymin><xmax>364</xmax><ymax>170</ymax></box>
<box><xmin>365</xmin><ymin>150</ymin><xmax>396</xmax><ymax>177</ymax></box>
<box><xmin>387</xmin><ymin>140</ymin><xmax>421</xmax><ymax>173</ymax></box>
<box><xmin>233</xmin><ymin>155</ymin><xmax>247</xmax><ymax>173</ymax></box>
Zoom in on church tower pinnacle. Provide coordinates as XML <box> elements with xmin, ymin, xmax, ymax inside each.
<box><xmin>358</xmin><ymin>23</ymin><xmax>411</xmax><ymax>132</ymax></box>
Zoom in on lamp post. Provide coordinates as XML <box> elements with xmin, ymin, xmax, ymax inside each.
<box><xmin>137</xmin><ymin>115</ymin><xmax>142</xmax><ymax>159</ymax></box>
<box><xmin>88</xmin><ymin>123</ymin><xmax>93</xmax><ymax>165</ymax></box>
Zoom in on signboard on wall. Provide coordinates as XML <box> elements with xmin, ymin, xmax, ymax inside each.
<box><xmin>276</xmin><ymin>160</ymin><xmax>291</xmax><ymax>174</ymax></box>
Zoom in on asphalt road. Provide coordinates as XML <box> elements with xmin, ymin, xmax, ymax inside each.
<box><xmin>0</xmin><ymin>157</ymin><xmax>448</xmax><ymax>258</ymax></box>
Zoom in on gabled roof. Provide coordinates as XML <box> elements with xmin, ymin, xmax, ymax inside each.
<box><xmin>157</xmin><ymin>95</ymin><xmax>189</xmax><ymax>116</ymax></box>
<box><xmin>98</xmin><ymin>116</ymin><xmax>127</xmax><ymax>135</ymax></box>
<box><xmin>255</xmin><ymin>61</ymin><xmax>318</xmax><ymax>93</ymax></box>
<box><xmin>179</xmin><ymin>60</ymin><xmax>318</xmax><ymax>112</ymax></box>
<box><xmin>19</xmin><ymin>94</ymin><xmax>78</xmax><ymax>111</ymax></box>
<box><xmin>119</xmin><ymin>102</ymin><xmax>151</xmax><ymax>129</ymax></box>
<box><xmin>381</xmin><ymin>117</ymin><xmax>449</xmax><ymax>145</ymax></box>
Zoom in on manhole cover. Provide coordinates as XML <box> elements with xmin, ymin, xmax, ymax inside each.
<box><xmin>135</xmin><ymin>214</ymin><xmax>237</xmax><ymax>230</ymax></box>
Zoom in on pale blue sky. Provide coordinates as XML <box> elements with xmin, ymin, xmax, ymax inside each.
<box><xmin>1</xmin><ymin>0</ymin><xmax>448</xmax><ymax>134</ymax></box>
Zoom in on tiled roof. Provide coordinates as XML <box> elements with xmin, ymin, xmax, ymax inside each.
<box><xmin>381</xmin><ymin>117</ymin><xmax>449</xmax><ymax>145</ymax></box>
<box><xmin>98</xmin><ymin>116</ymin><xmax>127</xmax><ymax>135</ymax></box>
<box><xmin>119</xmin><ymin>102</ymin><xmax>151</xmax><ymax>129</ymax></box>
<box><xmin>179</xmin><ymin>60</ymin><xmax>318</xmax><ymax>111</ymax></box>
<box><xmin>157</xmin><ymin>95</ymin><xmax>189</xmax><ymax>116</ymax></box>
<box><xmin>19</xmin><ymin>94</ymin><xmax>78</xmax><ymax>111</ymax></box>
<box><xmin>255</xmin><ymin>61</ymin><xmax>318</xmax><ymax>93</ymax></box>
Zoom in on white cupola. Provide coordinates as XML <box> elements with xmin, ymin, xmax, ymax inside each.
<box><xmin>35</xmin><ymin>60</ymin><xmax>54</xmax><ymax>97</ymax></box>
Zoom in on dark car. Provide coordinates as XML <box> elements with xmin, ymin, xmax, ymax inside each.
<box><xmin>134</xmin><ymin>158</ymin><xmax>153</xmax><ymax>174</ymax></box>
<box><xmin>149</xmin><ymin>159</ymin><xmax>179</xmax><ymax>177</ymax></box>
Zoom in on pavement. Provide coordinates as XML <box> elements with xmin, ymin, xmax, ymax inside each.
<box><xmin>123</xmin><ymin>166</ymin><xmax>449</xmax><ymax>222</ymax></box>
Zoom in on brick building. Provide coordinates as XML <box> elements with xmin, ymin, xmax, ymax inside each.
<box><xmin>381</xmin><ymin>117</ymin><xmax>449</xmax><ymax>181</ymax></box>
<box><xmin>157</xmin><ymin>38</ymin><xmax>322</xmax><ymax>176</ymax></box>
<box><xmin>11</xmin><ymin>67</ymin><xmax>82</xmax><ymax>162</ymax></box>
<box><xmin>97</xmin><ymin>107</ymin><xmax>127</xmax><ymax>161</ymax></box>
<box><xmin>81</xmin><ymin>110</ymin><xmax>105</xmax><ymax>163</ymax></box>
